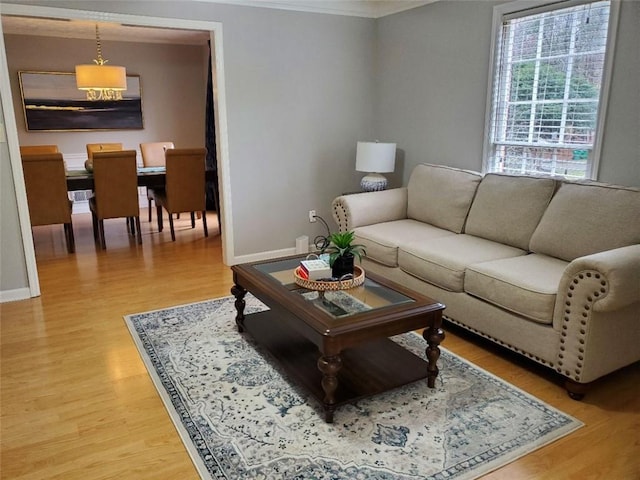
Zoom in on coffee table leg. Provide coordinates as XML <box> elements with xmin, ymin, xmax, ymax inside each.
<box><xmin>317</xmin><ymin>354</ymin><xmax>342</xmax><ymax>423</ymax></box>
<box><xmin>231</xmin><ymin>284</ymin><xmax>247</xmax><ymax>332</ymax></box>
<box><xmin>423</xmin><ymin>316</ymin><xmax>445</xmax><ymax>388</ymax></box>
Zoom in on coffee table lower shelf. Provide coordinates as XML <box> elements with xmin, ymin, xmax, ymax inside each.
<box><xmin>241</xmin><ymin>310</ymin><xmax>429</xmax><ymax>422</ymax></box>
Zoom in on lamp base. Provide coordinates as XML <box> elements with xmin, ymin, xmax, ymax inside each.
<box><xmin>360</xmin><ymin>173</ymin><xmax>388</xmax><ymax>192</ymax></box>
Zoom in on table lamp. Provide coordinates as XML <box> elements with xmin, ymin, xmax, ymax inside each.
<box><xmin>355</xmin><ymin>141</ymin><xmax>397</xmax><ymax>191</ymax></box>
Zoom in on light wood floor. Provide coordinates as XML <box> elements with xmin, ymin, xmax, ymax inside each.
<box><xmin>1</xmin><ymin>212</ymin><xmax>638</xmax><ymax>480</ymax></box>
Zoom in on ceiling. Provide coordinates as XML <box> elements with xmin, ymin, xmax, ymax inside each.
<box><xmin>1</xmin><ymin>0</ymin><xmax>435</xmax><ymax>45</ymax></box>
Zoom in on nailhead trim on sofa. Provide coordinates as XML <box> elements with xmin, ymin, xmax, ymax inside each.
<box><xmin>559</xmin><ymin>270</ymin><xmax>608</xmax><ymax>382</ymax></box>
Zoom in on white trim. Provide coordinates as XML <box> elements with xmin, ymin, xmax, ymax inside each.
<box><xmin>208</xmin><ymin>0</ymin><xmax>378</xmax><ymax>17</ymax></box>
<box><xmin>373</xmin><ymin>0</ymin><xmax>438</xmax><ymax>18</ymax></box>
<box><xmin>481</xmin><ymin>2</ymin><xmax>504</xmax><ymax>173</ymax></box>
<box><xmin>590</xmin><ymin>0</ymin><xmax>619</xmax><ymax>179</ymax></box>
<box><xmin>481</xmin><ymin>0</ymin><xmax>619</xmax><ymax>180</ymax></box>
<box><xmin>0</xmin><ymin>19</ymin><xmax>40</xmax><ymax>298</ymax></box>
<box><xmin>209</xmin><ymin>26</ymin><xmax>235</xmax><ymax>266</ymax></box>
<box><xmin>232</xmin><ymin>247</ymin><xmax>298</xmax><ymax>265</ymax></box>
<box><xmin>0</xmin><ymin>287</ymin><xmax>32</xmax><ymax>303</ymax></box>
<box><xmin>0</xmin><ymin>4</ymin><xmax>221</xmax><ymax>32</ymax></box>
<box><xmin>0</xmin><ymin>4</ymin><xmax>236</xmax><ymax>279</ymax></box>
<box><xmin>502</xmin><ymin>0</ymin><xmax>599</xmax><ymax>20</ymax></box>
<box><xmin>193</xmin><ymin>0</ymin><xmax>437</xmax><ymax>18</ymax></box>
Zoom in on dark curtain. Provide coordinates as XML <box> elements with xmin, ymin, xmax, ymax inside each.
<box><xmin>205</xmin><ymin>40</ymin><xmax>220</xmax><ymax>229</ymax></box>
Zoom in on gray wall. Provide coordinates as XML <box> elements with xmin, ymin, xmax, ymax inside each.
<box><xmin>0</xmin><ymin>100</ymin><xmax>29</xmax><ymax>294</ymax></box>
<box><xmin>2</xmin><ymin>0</ymin><xmax>638</xmax><ymax>298</ymax></box>
<box><xmin>209</xmin><ymin>6</ymin><xmax>376</xmax><ymax>256</ymax></box>
<box><xmin>0</xmin><ymin>0</ymin><xmax>376</xmax><ymax>297</ymax></box>
<box><xmin>6</xmin><ymin>35</ymin><xmax>207</xmax><ymax>156</ymax></box>
<box><xmin>598</xmin><ymin>0</ymin><xmax>640</xmax><ymax>185</ymax></box>
<box><xmin>376</xmin><ymin>0</ymin><xmax>640</xmax><ymax>186</ymax></box>
<box><xmin>71</xmin><ymin>1</ymin><xmax>377</xmax><ymax>255</ymax></box>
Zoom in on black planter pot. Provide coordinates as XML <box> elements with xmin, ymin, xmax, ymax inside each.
<box><xmin>331</xmin><ymin>254</ymin><xmax>354</xmax><ymax>278</ymax></box>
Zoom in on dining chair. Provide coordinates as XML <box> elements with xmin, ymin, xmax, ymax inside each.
<box><xmin>86</xmin><ymin>142</ymin><xmax>134</xmax><ymax>231</ymax></box>
<box><xmin>140</xmin><ymin>141</ymin><xmax>174</xmax><ymax>222</ymax></box>
<box><xmin>21</xmin><ymin>152</ymin><xmax>75</xmax><ymax>253</ymax></box>
<box><xmin>154</xmin><ymin>148</ymin><xmax>208</xmax><ymax>241</ymax></box>
<box><xmin>89</xmin><ymin>150</ymin><xmax>142</xmax><ymax>249</ymax></box>
<box><xmin>85</xmin><ymin>143</ymin><xmax>123</xmax><ymax>171</ymax></box>
<box><xmin>86</xmin><ymin>143</ymin><xmax>123</xmax><ymax>159</ymax></box>
<box><xmin>20</xmin><ymin>145</ymin><xmax>59</xmax><ymax>155</ymax></box>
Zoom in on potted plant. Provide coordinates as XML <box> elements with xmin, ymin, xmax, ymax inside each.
<box><xmin>325</xmin><ymin>230</ymin><xmax>366</xmax><ymax>278</ymax></box>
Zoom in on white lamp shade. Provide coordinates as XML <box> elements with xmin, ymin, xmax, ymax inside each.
<box><xmin>355</xmin><ymin>141</ymin><xmax>396</xmax><ymax>173</ymax></box>
<box><xmin>75</xmin><ymin>64</ymin><xmax>127</xmax><ymax>91</ymax></box>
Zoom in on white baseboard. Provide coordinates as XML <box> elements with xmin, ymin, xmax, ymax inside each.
<box><xmin>0</xmin><ymin>287</ymin><xmax>33</xmax><ymax>303</ymax></box>
<box><xmin>231</xmin><ymin>247</ymin><xmax>298</xmax><ymax>266</ymax></box>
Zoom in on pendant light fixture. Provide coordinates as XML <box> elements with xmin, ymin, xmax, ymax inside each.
<box><xmin>75</xmin><ymin>24</ymin><xmax>127</xmax><ymax>101</ymax></box>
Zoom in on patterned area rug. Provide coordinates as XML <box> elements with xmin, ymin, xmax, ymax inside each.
<box><xmin>125</xmin><ymin>295</ymin><xmax>582</xmax><ymax>480</ymax></box>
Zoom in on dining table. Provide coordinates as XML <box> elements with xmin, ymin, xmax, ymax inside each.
<box><xmin>66</xmin><ymin>166</ymin><xmax>221</xmax><ymax>231</ymax></box>
<box><xmin>65</xmin><ymin>166</ymin><xmax>218</xmax><ymax>191</ymax></box>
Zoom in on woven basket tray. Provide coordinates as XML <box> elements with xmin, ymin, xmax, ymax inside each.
<box><xmin>294</xmin><ymin>266</ymin><xmax>365</xmax><ymax>291</ymax></box>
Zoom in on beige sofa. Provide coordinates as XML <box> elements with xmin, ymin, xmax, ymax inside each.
<box><xmin>332</xmin><ymin>164</ymin><xmax>640</xmax><ymax>398</ymax></box>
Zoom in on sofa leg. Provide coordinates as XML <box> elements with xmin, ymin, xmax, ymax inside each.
<box><xmin>565</xmin><ymin>379</ymin><xmax>589</xmax><ymax>400</ymax></box>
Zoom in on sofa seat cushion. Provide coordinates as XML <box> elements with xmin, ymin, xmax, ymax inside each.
<box><xmin>407</xmin><ymin>164</ymin><xmax>482</xmax><ymax>233</ymax></box>
<box><xmin>465</xmin><ymin>254</ymin><xmax>569</xmax><ymax>325</ymax></box>
<box><xmin>398</xmin><ymin>234</ymin><xmax>526</xmax><ymax>292</ymax></box>
<box><xmin>354</xmin><ymin>220</ymin><xmax>455</xmax><ymax>267</ymax></box>
<box><xmin>465</xmin><ymin>173</ymin><xmax>556</xmax><ymax>250</ymax></box>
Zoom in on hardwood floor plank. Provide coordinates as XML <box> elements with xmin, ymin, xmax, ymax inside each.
<box><xmin>1</xmin><ymin>211</ymin><xmax>638</xmax><ymax>479</ymax></box>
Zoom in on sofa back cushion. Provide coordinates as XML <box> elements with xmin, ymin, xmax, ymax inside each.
<box><xmin>465</xmin><ymin>174</ymin><xmax>556</xmax><ymax>250</ymax></box>
<box><xmin>530</xmin><ymin>182</ymin><xmax>640</xmax><ymax>261</ymax></box>
<box><xmin>407</xmin><ymin>164</ymin><xmax>482</xmax><ymax>233</ymax></box>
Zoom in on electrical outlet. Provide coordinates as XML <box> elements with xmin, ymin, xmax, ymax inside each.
<box><xmin>308</xmin><ymin>210</ymin><xmax>317</xmax><ymax>223</ymax></box>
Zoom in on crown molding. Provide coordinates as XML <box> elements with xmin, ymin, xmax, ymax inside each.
<box><xmin>0</xmin><ymin>1</ymin><xmax>437</xmax><ymax>44</ymax></box>
<box><xmin>196</xmin><ymin>0</ymin><xmax>438</xmax><ymax>18</ymax></box>
<box><xmin>372</xmin><ymin>0</ymin><xmax>439</xmax><ymax>17</ymax></box>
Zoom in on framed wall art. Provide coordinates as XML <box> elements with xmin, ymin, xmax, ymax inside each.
<box><xmin>18</xmin><ymin>71</ymin><xmax>144</xmax><ymax>131</ymax></box>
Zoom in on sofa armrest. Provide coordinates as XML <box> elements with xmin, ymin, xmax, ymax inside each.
<box><xmin>552</xmin><ymin>244</ymin><xmax>640</xmax><ymax>384</ymax></box>
<box><xmin>558</xmin><ymin>244</ymin><xmax>640</xmax><ymax>315</ymax></box>
<box><xmin>332</xmin><ymin>187</ymin><xmax>408</xmax><ymax>232</ymax></box>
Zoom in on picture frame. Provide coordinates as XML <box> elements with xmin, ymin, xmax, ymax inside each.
<box><xmin>18</xmin><ymin>71</ymin><xmax>144</xmax><ymax>131</ymax></box>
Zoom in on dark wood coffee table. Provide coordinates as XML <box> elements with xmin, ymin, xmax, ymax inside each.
<box><xmin>231</xmin><ymin>255</ymin><xmax>445</xmax><ymax>423</ymax></box>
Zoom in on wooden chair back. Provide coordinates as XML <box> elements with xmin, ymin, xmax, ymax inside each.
<box><xmin>91</xmin><ymin>150</ymin><xmax>139</xmax><ymax>220</ymax></box>
<box><xmin>86</xmin><ymin>143</ymin><xmax>123</xmax><ymax>160</ymax></box>
<box><xmin>165</xmin><ymin>148</ymin><xmax>206</xmax><ymax>213</ymax></box>
<box><xmin>140</xmin><ymin>142</ymin><xmax>174</xmax><ymax>167</ymax></box>
<box><xmin>20</xmin><ymin>145</ymin><xmax>59</xmax><ymax>155</ymax></box>
<box><xmin>21</xmin><ymin>153</ymin><xmax>71</xmax><ymax>226</ymax></box>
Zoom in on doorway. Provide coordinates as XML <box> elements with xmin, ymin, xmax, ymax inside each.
<box><xmin>0</xmin><ymin>4</ymin><xmax>233</xmax><ymax>298</ymax></box>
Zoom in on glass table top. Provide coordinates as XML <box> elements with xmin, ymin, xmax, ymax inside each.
<box><xmin>253</xmin><ymin>256</ymin><xmax>414</xmax><ymax>319</ymax></box>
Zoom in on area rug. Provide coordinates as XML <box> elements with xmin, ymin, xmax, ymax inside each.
<box><xmin>124</xmin><ymin>295</ymin><xmax>582</xmax><ymax>480</ymax></box>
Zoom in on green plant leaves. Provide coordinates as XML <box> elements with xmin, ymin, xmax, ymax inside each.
<box><xmin>324</xmin><ymin>231</ymin><xmax>366</xmax><ymax>265</ymax></box>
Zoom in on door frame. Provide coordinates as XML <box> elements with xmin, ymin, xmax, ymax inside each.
<box><xmin>0</xmin><ymin>4</ymin><xmax>234</xmax><ymax>297</ymax></box>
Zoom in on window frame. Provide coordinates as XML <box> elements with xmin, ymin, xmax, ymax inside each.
<box><xmin>481</xmin><ymin>0</ymin><xmax>620</xmax><ymax>180</ymax></box>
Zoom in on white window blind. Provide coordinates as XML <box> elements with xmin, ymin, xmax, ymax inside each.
<box><xmin>486</xmin><ymin>1</ymin><xmax>612</xmax><ymax>179</ymax></box>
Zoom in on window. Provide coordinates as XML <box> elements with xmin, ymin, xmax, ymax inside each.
<box><xmin>483</xmin><ymin>0</ymin><xmax>618</xmax><ymax>179</ymax></box>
